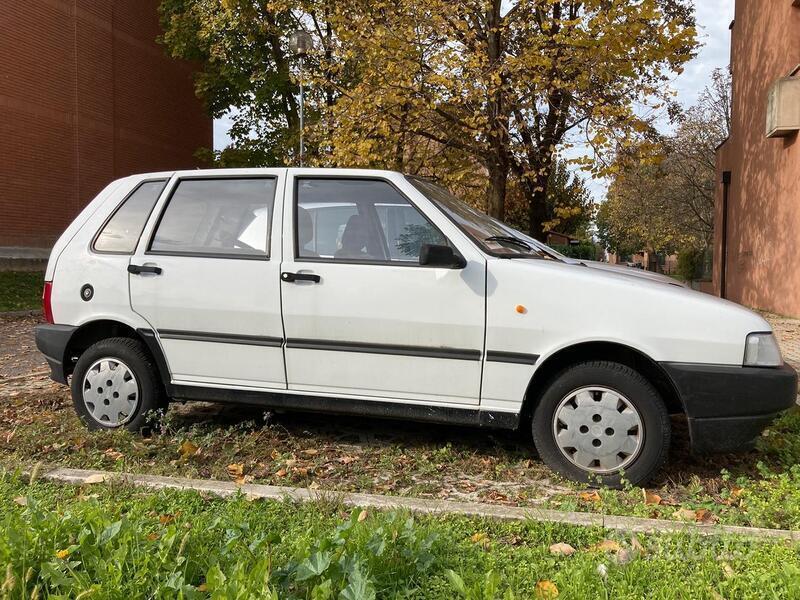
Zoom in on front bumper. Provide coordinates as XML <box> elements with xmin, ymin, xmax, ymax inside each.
<box><xmin>34</xmin><ymin>324</ymin><xmax>76</xmax><ymax>384</ymax></box>
<box><xmin>661</xmin><ymin>362</ymin><xmax>798</xmax><ymax>453</ymax></box>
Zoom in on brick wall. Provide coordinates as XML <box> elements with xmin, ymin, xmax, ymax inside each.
<box><xmin>0</xmin><ymin>0</ymin><xmax>212</xmax><ymax>249</ymax></box>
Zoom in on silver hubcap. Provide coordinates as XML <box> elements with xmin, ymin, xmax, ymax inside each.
<box><xmin>81</xmin><ymin>357</ymin><xmax>139</xmax><ymax>427</ymax></box>
<box><xmin>552</xmin><ymin>386</ymin><xmax>643</xmax><ymax>474</ymax></box>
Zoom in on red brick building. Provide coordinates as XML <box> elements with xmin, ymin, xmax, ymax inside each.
<box><xmin>0</xmin><ymin>0</ymin><xmax>212</xmax><ymax>252</ymax></box>
<box><xmin>714</xmin><ymin>0</ymin><xmax>800</xmax><ymax>316</ymax></box>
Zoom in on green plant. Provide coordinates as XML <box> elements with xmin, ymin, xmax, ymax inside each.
<box><xmin>550</xmin><ymin>242</ymin><xmax>597</xmax><ymax>260</ymax></box>
<box><xmin>676</xmin><ymin>248</ymin><xmax>705</xmax><ymax>282</ymax></box>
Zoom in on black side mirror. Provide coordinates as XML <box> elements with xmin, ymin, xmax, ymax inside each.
<box><xmin>419</xmin><ymin>244</ymin><xmax>466</xmax><ymax>269</ymax></box>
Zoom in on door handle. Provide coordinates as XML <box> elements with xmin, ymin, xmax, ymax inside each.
<box><xmin>281</xmin><ymin>271</ymin><xmax>320</xmax><ymax>283</ymax></box>
<box><xmin>128</xmin><ymin>264</ymin><xmax>162</xmax><ymax>275</ymax></box>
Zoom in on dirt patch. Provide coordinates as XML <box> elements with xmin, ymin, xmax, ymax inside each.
<box><xmin>0</xmin><ymin>314</ymin><xmax>46</xmax><ymax>379</ymax></box>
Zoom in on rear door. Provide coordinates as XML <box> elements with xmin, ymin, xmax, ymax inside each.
<box><xmin>129</xmin><ymin>170</ymin><xmax>286</xmax><ymax>389</ymax></box>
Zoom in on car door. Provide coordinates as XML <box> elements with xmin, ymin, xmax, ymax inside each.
<box><xmin>280</xmin><ymin>170</ymin><xmax>486</xmax><ymax>406</ymax></box>
<box><xmin>129</xmin><ymin>170</ymin><xmax>286</xmax><ymax>389</ymax></box>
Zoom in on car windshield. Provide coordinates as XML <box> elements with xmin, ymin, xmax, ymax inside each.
<box><xmin>407</xmin><ymin>176</ymin><xmax>554</xmax><ymax>259</ymax></box>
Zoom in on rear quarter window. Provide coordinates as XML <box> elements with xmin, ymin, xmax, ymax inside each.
<box><xmin>93</xmin><ymin>180</ymin><xmax>167</xmax><ymax>254</ymax></box>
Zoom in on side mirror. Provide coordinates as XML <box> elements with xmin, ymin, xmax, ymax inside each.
<box><xmin>419</xmin><ymin>244</ymin><xmax>466</xmax><ymax>269</ymax></box>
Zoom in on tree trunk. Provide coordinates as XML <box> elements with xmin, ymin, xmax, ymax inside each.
<box><xmin>526</xmin><ymin>165</ymin><xmax>552</xmax><ymax>241</ymax></box>
<box><xmin>487</xmin><ymin>161</ymin><xmax>507</xmax><ymax>219</ymax></box>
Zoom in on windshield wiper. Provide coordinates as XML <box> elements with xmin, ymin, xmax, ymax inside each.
<box><xmin>484</xmin><ymin>235</ymin><xmax>534</xmax><ymax>251</ymax></box>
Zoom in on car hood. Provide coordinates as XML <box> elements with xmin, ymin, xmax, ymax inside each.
<box><xmin>578</xmin><ymin>260</ymin><xmax>687</xmax><ymax>287</ymax></box>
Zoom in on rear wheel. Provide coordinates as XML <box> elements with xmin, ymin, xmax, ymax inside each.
<box><xmin>71</xmin><ymin>337</ymin><xmax>165</xmax><ymax>432</ymax></box>
<box><xmin>532</xmin><ymin>360</ymin><xmax>670</xmax><ymax>487</ymax></box>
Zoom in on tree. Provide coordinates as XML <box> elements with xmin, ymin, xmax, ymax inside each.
<box><xmin>598</xmin><ymin>68</ymin><xmax>731</xmax><ymax>255</ymax></box>
<box><xmin>160</xmin><ymin>0</ymin><xmax>697</xmax><ymax>240</ymax></box>
<box><xmin>321</xmin><ymin>0</ymin><xmax>696</xmax><ymax>238</ymax></box>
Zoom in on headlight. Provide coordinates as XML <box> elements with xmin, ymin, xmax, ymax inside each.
<box><xmin>743</xmin><ymin>332</ymin><xmax>783</xmax><ymax>367</ymax></box>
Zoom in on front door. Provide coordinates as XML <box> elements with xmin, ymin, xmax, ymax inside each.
<box><xmin>280</xmin><ymin>172</ymin><xmax>486</xmax><ymax>406</ymax></box>
<box><xmin>129</xmin><ymin>172</ymin><xmax>286</xmax><ymax>389</ymax></box>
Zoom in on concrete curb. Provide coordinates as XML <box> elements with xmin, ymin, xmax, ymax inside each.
<box><xmin>40</xmin><ymin>467</ymin><xmax>798</xmax><ymax>542</ymax></box>
<box><xmin>0</xmin><ymin>370</ymin><xmax>50</xmax><ymax>383</ymax></box>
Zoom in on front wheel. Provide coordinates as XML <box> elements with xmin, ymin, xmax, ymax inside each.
<box><xmin>532</xmin><ymin>360</ymin><xmax>670</xmax><ymax>487</ymax></box>
<box><xmin>71</xmin><ymin>337</ymin><xmax>165</xmax><ymax>432</ymax></box>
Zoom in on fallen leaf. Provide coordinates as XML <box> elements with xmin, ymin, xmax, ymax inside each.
<box><xmin>104</xmin><ymin>448</ymin><xmax>124</xmax><ymax>461</ymax></box>
<box><xmin>590</xmin><ymin>539</ymin><xmax>622</xmax><ymax>553</ymax></box>
<box><xmin>470</xmin><ymin>532</ymin><xmax>490</xmax><ymax>548</ymax></box>
<box><xmin>731</xmin><ymin>486</ymin><xmax>744</xmax><ymax>498</ymax></box>
<box><xmin>159</xmin><ymin>514</ymin><xmax>174</xmax><ymax>525</ymax></box>
<box><xmin>579</xmin><ymin>490</ymin><xmax>601</xmax><ymax>503</ymax></box>
<box><xmin>275</xmin><ymin>468</ymin><xmax>287</xmax><ymax>477</ymax></box>
<box><xmin>178</xmin><ymin>440</ymin><xmax>199</xmax><ymax>458</ymax></box>
<box><xmin>226</xmin><ymin>463</ymin><xmax>244</xmax><ymax>478</ymax></box>
<box><xmin>56</xmin><ymin>549</ymin><xmax>70</xmax><ymax>559</ymax></box>
<box><xmin>197</xmin><ymin>583</ymin><xmax>208</xmax><ymax>592</ymax></box>
<box><xmin>339</xmin><ymin>455</ymin><xmax>357</xmax><ymax>465</ymax></box>
<box><xmin>721</xmin><ymin>562</ymin><xmax>735</xmax><ymax>579</ymax></box>
<box><xmin>549</xmin><ymin>542</ymin><xmax>575</xmax><ymax>556</ymax></box>
<box><xmin>147</xmin><ymin>532</ymin><xmax>160</xmax><ymax>542</ymax></box>
<box><xmin>642</xmin><ymin>489</ymin><xmax>662</xmax><ymax>505</ymax></box>
<box><xmin>270</xmin><ymin>449</ymin><xmax>280</xmax><ymax>460</ymax></box>
<box><xmin>673</xmin><ymin>508</ymin><xmax>697</xmax><ymax>522</ymax></box>
<box><xmin>615</xmin><ymin>548</ymin><xmax>634</xmax><ymax>565</ymax></box>
<box><xmin>357</xmin><ymin>510</ymin><xmax>368</xmax><ymax>522</ymax></box>
<box><xmin>695</xmin><ymin>509</ymin><xmax>718</xmax><ymax>524</ymax></box>
<box><xmin>535</xmin><ymin>579</ymin><xmax>559</xmax><ymax>598</ymax></box>
<box><xmin>630</xmin><ymin>534</ymin><xmax>646</xmax><ymax>554</ymax></box>
<box><xmin>13</xmin><ymin>496</ymin><xmax>27</xmax><ymax>506</ymax></box>
<box><xmin>309</xmin><ymin>481</ymin><xmax>320</xmax><ymax>490</ymax></box>
<box><xmin>301</xmin><ymin>449</ymin><xmax>319</xmax><ymax>456</ymax></box>
<box><xmin>294</xmin><ymin>467</ymin><xmax>309</xmax><ymax>476</ymax></box>
<box><xmin>83</xmin><ymin>474</ymin><xmax>107</xmax><ymax>484</ymax></box>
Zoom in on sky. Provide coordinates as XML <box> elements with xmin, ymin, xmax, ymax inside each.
<box><xmin>213</xmin><ymin>0</ymin><xmax>736</xmax><ymax>200</ymax></box>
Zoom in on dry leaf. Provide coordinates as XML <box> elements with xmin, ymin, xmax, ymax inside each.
<box><xmin>226</xmin><ymin>463</ymin><xmax>244</xmax><ymax>478</ymax></box>
<box><xmin>270</xmin><ymin>449</ymin><xmax>280</xmax><ymax>460</ymax></box>
<box><xmin>357</xmin><ymin>510</ymin><xmax>368</xmax><ymax>522</ymax></box>
<box><xmin>309</xmin><ymin>481</ymin><xmax>320</xmax><ymax>490</ymax></box>
<box><xmin>470</xmin><ymin>532</ymin><xmax>490</xmax><ymax>548</ymax></box>
<box><xmin>301</xmin><ymin>449</ymin><xmax>319</xmax><ymax>456</ymax></box>
<box><xmin>178</xmin><ymin>440</ymin><xmax>199</xmax><ymax>458</ymax></box>
<box><xmin>339</xmin><ymin>455</ymin><xmax>357</xmax><ymax>464</ymax></box>
<box><xmin>147</xmin><ymin>532</ymin><xmax>160</xmax><ymax>542</ymax></box>
<box><xmin>159</xmin><ymin>514</ymin><xmax>174</xmax><ymax>525</ymax></box>
<box><xmin>104</xmin><ymin>448</ymin><xmax>124</xmax><ymax>461</ymax></box>
<box><xmin>13</xmin><ymin>496</ymin><xmax>27</xmax><ymax>506</ymax></box>
<box><xmin>83</xmin><ymin>474</ymin><xmax>107</xmax><ymax>484</ymax></box>
<box><xmin>275</xmin><ymin>468</ymin><xmax>287</xmax><ymax>477</ymax></box>
<box><xmin>615</xmin><ymin>548</ymin><xmax>634</xmax><ymax>565</ymax></box>
<box><xmin>642</xmin><ymin>489</ymin><xmax>662</xmax><ymax>505</ymax></box>
<box><xmin>695</xmin><ymin>509</ymin><xmax>718</xmax><ymax>524</ymax></box>
<box><xmin>56</xmin><ymin>549</ymin><xmax>70</xmax><ymax>559</ymax></box>
<box><xmin>578</xmin><ymin>490</ymin><xmax>601</xmax><ymax>503</ymax></box>
<box><xmin>294</xmin><ymin>467</ymin><xmax>309</xmax><ymax>476</ymax></box>
<box><xmin>549</xmin><ymin>542</ymin><xmax>575</xmax><ymax>556</ymax></box>
<box><xmin>721</xmin><ymin>562</ymin><xmax>735</xmax><ymax>579</ymax></box>
<box><xmin>197</xmin><ymin>583</ymin><xmax>208</xmax><ymax>592</ymax></box>
<box><xmin>535</xmin><ymin>579</ymin><xmax>559</xmax><ymax>599</ymax></box>
<box><xmin>591</xmin><ymin>539</ymin><xmax>622</xmax><ymax>553</ymax></box>
<box><xmin>630</xmin><ymin>534</ymin><xmax>646</xmax><ymax>554</ymax></box>
<box><xmin>673</xmin><ymin>508</ymin><xmax>697</xmax><ymax>521</ymax></box>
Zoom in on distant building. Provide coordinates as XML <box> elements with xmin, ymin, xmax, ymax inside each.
<box><xmin>0</xmin><ymin>0</ymin><xmax>212</xmax><ymax>258</ymax></box>
<box><xmin>714</xmin><ymin>0</ymin><xmax>800</xmax><ymax>316</ymax></box>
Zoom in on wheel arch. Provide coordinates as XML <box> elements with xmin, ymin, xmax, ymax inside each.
<box><xmin>62</xmin><ymin>319</ymin><xmax>170</xmax><ymax>387</ymax></box>
<box><xmin>520</xmin><ymin>341</ymin><xmax>684</xmax><ymax>424</ymax></box>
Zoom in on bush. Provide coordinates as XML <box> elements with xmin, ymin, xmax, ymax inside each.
<box><xmin>549</xmin><ymin>242</ymin><xmax>597</xmax><ymax>260</ymax></box>
<box><xmin>676</xmin><ymin>249</ymin><xmax>705</xmax><ymax>282</ymax></box>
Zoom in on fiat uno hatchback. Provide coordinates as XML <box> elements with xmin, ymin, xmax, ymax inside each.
<box><xmin>35</xmin><ymin>168</ymin><xmax>797</xmax><ymax>486</ymax></box>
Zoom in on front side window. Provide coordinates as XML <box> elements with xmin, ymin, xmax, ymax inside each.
<box><xmin>150</xmin><ymin>178</ymin><xmax>276</xmax><ymax>258</ymax></box>
<box><xmin>296</xmin><ymin>178</ymin><xmax>448</xmax><ymax>263</ymax></box>
<box><xmin>93</xmin><ymin>180</ymin><xmax>166</xmax><ymax>253</ymax></box>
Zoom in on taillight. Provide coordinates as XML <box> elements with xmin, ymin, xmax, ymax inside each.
<box><xmin>42</xmin><ymin>281</ymin><xmax>54</xmax><ymax>324</ymax></box>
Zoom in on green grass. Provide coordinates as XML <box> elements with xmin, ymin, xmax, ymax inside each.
<box><xmin>1</xmin><ymin>474</ymin><xmax>800</xmax><ymax>599</ymax></box>
<box><xmin>0</xmin><ymin>271</ymin><xmax>43</xmax><ymax>312</ymax></box>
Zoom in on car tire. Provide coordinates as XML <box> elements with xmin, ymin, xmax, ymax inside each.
<box><xmin>532</xmin><ymin>360</ymin><xmax>670</xmax><ymax>488</ymax></box>
<box><xmin>71</xmin><ymin>337</ymin><xmax>166</xmax><ymax>433</ymax></box>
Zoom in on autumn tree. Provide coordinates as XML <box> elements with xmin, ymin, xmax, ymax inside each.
<box><xmin>598</xmin><ymin>68</ymin><xmax>731</xmax><ymax>254</ymax></box>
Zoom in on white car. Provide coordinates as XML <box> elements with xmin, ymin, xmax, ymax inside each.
<box><xmin>35</xmin><ymin>168</ymin><xmax>797</xmax><ymax>486</ymax></box>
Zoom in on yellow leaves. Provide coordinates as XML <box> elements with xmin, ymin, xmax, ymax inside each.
<box><xmin>103</xmin><ymin>448</ymin><xmax>123</xmax><ymax>461</ymax></box>
<box><xmin>357</xmin><ymin>510</ymin><xmax>368</xmax><ymax>522</ymax></box>
<box><xmin>535</xmin><ymin>579</ymin><xmax>559</xmax><ymax>598</ymax></box>
<box><xmin>83</xmin><ymin>474</ymin><xmax>107</xmax><ymax>485</ymax></box>
<box><xmin>578</xmin><ymin>490</ymin><xmax>601</xmax><ymax>503</ymax></box>
<box><xmin>673</xmin><ymin>507</ymin><xmax>718</xmax><ymax>524</ymax></box>
<box><xmin>178</xmin><ymin>440</ymin><xmax>199</xmax><ymax>459</ymax></box>
<box><xmin>590</xmin><ymin>539</ymin><xmax>622</xmax><ymax>554</ymax></box>
<box><xmin>56</xmin><ymin>549</ymin><xmax>70</xmax><ymax>560</ymax></box>
<box><xmin>226</xmin><ymin>463</ymin><xmax>252</xmax><ymax>485</ymax></box>
<box><xmin>470</xmin><ymin>532</ymin><xmax>490</xmax><ymax>549</ymax></box>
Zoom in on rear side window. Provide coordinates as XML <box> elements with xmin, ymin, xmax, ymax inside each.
<box><xmin>93</xmin><ymin>180</ymin><xmax>166</xmax><ymax>253</ymax></box>
<box><xmin>150</xmin><ymin>178</ymin><xmax>276</xmax><ymax>258</ymax></box>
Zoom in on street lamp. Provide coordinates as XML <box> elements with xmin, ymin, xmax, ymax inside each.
<box><xmin>289</xmin><ymin>30</ymin><xmax>313</xmax><ymax>166</ymax></box>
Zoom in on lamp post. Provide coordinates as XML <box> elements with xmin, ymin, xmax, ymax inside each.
<box><xmin>289</xmin><ymin>30</ymin><xmax>313</xmax><ymax>166</ymax></box>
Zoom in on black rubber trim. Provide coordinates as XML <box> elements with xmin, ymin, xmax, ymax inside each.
<box><xmin>285</xmin><ymin>338</ymin><xmax>482</xmax><ymax>361</ymax></box>
<box><xmin>137</xmin><ymin>328</ymin><xmax>173</xmax><ymax>389</ymax></box>
<box><xmin>169</xmin><ymin>384</ymin><xmax>518</xmax><ymax>430</ymax></box>
<box><xmin>687</xmin><ymin>412</ymin><xmax>785</xmax><ymax>454</ymax></box>
<box><xmin>158</xmin><ymin>329</ymin><xmax>284</xmax><ymax>347</ymax></box>
<box><xmin>34</xmin><ymin>324</ymin><xmax>77</xmax><ymax>384</ymax></box>
<box><xmin>660</xmin><ymin>361</ymin><xmax>797</xmax><ymax>419</ymax></box>
<box><xmin>486</xmin><ymin>351</ymin><xmax>539</xmax><ymax>365</ymax></box>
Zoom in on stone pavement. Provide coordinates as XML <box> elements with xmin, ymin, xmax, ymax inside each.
<box><xmin>764</xmin><ymin>313</ymin><xmax>800</xmax><ymax>371</ymax></box>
